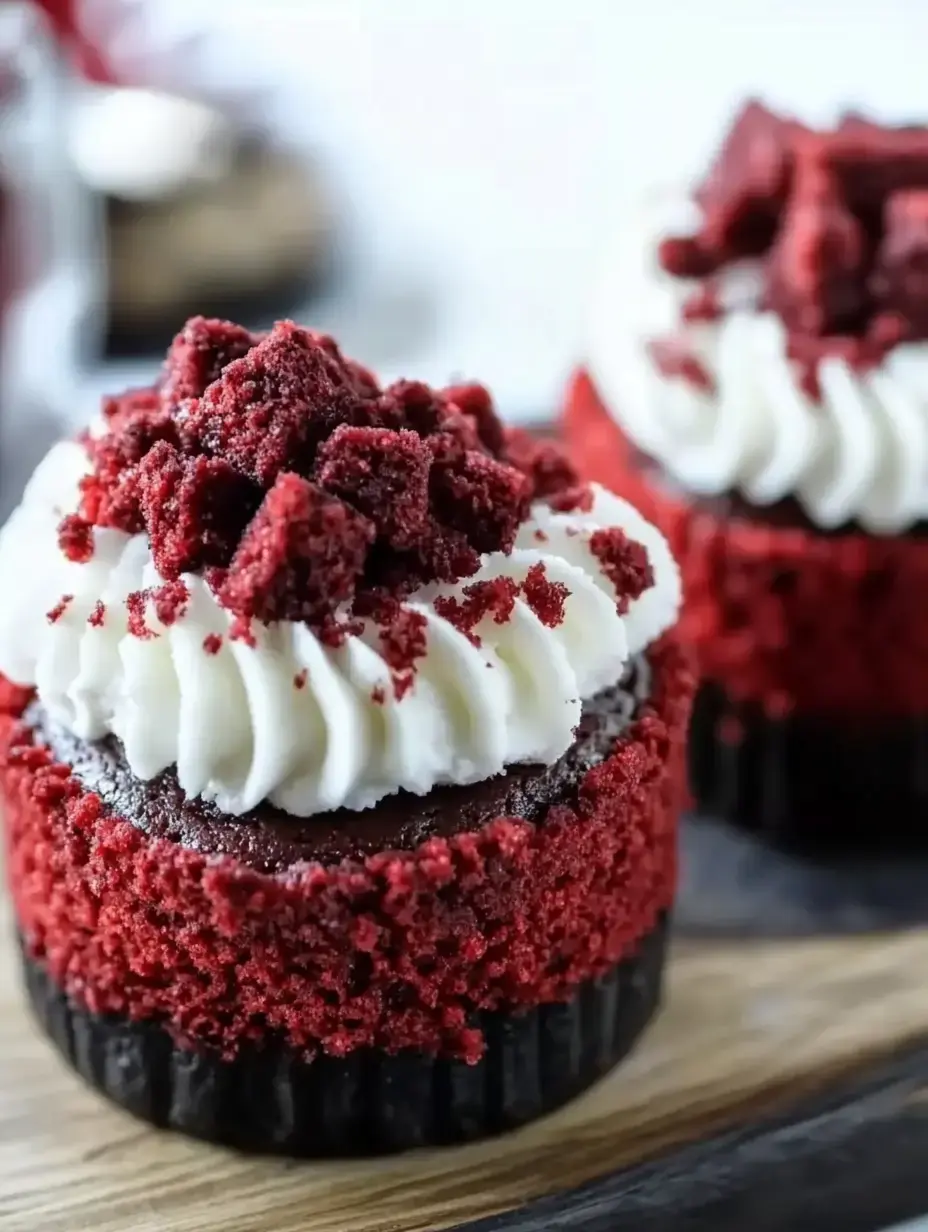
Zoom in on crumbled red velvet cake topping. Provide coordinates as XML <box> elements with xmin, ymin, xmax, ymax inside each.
<box><xmin>46</xmin><ymin>595</ymin><xmax>73</xmax><ymax>625</ymax></box>
<box><xmin>375</xmin><ymin>607</ymin><xmax>428</xmax><ymax>699</ymax></box>
<box><xmin>202</xmin><ymin>633</ymin><xmax>222</xmax><ymax>655</ymax></box>
<box><xmin>432</xmin><ymin>565</ymin><xmax>569</xmax><ymax>645</ymax></box>
<box><xmin>87</xmin><ymin>601</ymin><xmax>106</xmax><ymax>628</ymax></box>
<box><xmin>57</xmin><ymin>513</ymin><xmax>95</xmax><ymax>564</ymax></box>
<box><xmin>64</xmin><ymin>318</ymin><xmax>605</xmax><ymax>649</ymax></box>
<box><xmin>521</xmin><ymin>562</ymin><xmax>570</xmax><ymax>627</ymax></box>
<box><xmin>590</xmin><ymin>527</ymin><xmax>654</xmax><ymax>615</ymax></box>
<box><xmin>434</xmin><ymin>577</ymin><xmax>522</xmax><ymax>644</ymax></box>
<box><xmin>125</xmin><ymin>584</ymin><xmax>191</xmax><ymax>640</ymax></box>
<box><xmin>659</xmin><ymin>102</ymin><xmax>928</xmax><ymax>396</ymax></box>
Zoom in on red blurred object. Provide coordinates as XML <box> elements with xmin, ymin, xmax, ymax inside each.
<box><xmin>33</xmin><ymin>0</ymin><xmax>115</xmax><ymax>82</ymax></box>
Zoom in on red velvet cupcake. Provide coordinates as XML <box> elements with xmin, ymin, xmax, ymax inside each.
<box><xmin>564</xmin><ymin>103</ymin><xmax>928</xmax><ymax>848</ymax></box>
<box><xmin>0</xmin><ymin>317</ymin><xmax>689</xmax><ymax>1154</ymax></box>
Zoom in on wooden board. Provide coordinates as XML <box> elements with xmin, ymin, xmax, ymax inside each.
<box><xmin>4</xmin><ymin>869</ymin><xmax>928</xmax><ymax>1232</ymax></box>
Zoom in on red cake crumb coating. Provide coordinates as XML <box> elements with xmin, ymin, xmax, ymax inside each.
<box><xmin>564</xmin><ymin>369</ymin><xmax>928</xmax><ymax>718</ymax></box>
<box><xmin>656</xmin><ymin>103</ymin><xmax>928</xmax><ymax>395</ymax></box>
<box><xmin>0</xmin><ymin>639</ymin><xmax>691</xmax><ymax>1062</ymax></box>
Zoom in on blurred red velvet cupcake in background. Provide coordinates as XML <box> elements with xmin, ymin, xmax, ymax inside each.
<box><xmin>0</xmin><ymin>317</ymin><xmax>689</xmax><ymax>1155</ymax></box>
<box><xmin>563</xmin><ymin>101</ymin><xmax>928</xmax><ymax>848</ymax></box>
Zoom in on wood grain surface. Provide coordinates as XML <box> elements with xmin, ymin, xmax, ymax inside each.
<box><xmin>2</xmin><ymin>878</ymin><xmax>928</xmax><ymax>1232</ymax></box>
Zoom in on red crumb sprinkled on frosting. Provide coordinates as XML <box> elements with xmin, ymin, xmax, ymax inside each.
<box><xmin>125</xmin><ymin>592</ymin><xmax>155</xmax><ymax>640</ymax></box>
<box><xmin>150</xmin><ymin>580</ymin><xmax>190</xmax><ymax>627</ymax></box>
<box><xmin>293</xmin><ymin>669</ymin><xmax>307</xmax><ymax>689</ymax></box>
<box><xmin>590</xmin><ymin>527</ymin><xmax>654</xmax><ymax>615</ymax></box>
<box><xmin>681</xmin><ymin>283</ymin><xmax>724</xmax><ymax>323</ymax></box>
<box><xmin>645</xmin><ymin>338</ymin><xmax>715</xmax><ymax>394</ymax></box>
<box><xmin>57</xmin><ymin>514</ymin><xmax>94</xmax><ymax>563</ymax></box>
<box><xmin>521</xmin><ymin>562</ymin><xmax>570</xmax><ymax>627</ymax></box>
<box><xmin>46</xmin><ymin>595</ymin><xmax>73</xmax><ymax>624</ymax></box>
<box><xmin>123</xmin><ymin>582</ymin><xmax>190</xmax><ymax>638</ymax></box>
<box><xmin>656</xmin><ymin>103</ymin><xmax>928</xmax><ymax>393</ymax></box>
<box><xmin>376</xmin><ymin>607</ymin><xmax>428</xmax><ymax>699</ymax></box>
<box><xmin>87</xmin><ymin>601</ymin><xmax>106</xmax><ymax>628</ymax></box>
<box><xmin>434</xmin><ymin>577</ymin><xmax>521</xmax><ymax>645</ymax></box>
<box><xmin>0</xmin><ymin>640</ymin><xmax>692</xmax><ymax>1060</ymax></box>
<box><xmin>202</xmin><ymin>632</ymin><xmax>222</xmax><ymax>655</ymax></box>
<box><xmin>68</xmin><ymin>318</ymin><xmax>583</xmax><ymax>700</ymax></box>
<box><xmin>548</xmin><ymin>484</ymin><xmax>595</xmax><ymax>514</ymax></box>
<box><xmin>504</xmin><ymin>429</ymin><xmax>580</xmax><ymax>500</ymax></box>
<box><xmin>371</xmin><ymin>684</ymin><xmax>386</xmax><ymax>704</ymax></box>
<box><xmin>442</xmin><ymin>382</ymin><xmax>507</xmax><ymax>454</ymax></box>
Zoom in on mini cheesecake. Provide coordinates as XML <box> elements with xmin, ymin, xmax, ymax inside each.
<box><xmin>0</xmin><ymin>316</ymin><xmax>689</xmax><ymax>1154</ymax></box>
<box><xmin>565</xmin><ymin>103</ymin><xmax>928</xmax><ymax>848</ymax></box>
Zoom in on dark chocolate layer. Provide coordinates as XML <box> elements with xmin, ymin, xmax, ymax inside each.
<box><xmin>690</xmin><ymin>682</ymin><xmax>928</xmax><ymax>850</ymax></box>
<box><xmin>20</xmin><ymin>914</ymin><xmax>667</xmax><ymax>1156</ymax></box>
<box><xmin>25</xmin><ymin>659</ymin><xmax>650</xmax><ymax>874</ymax></box>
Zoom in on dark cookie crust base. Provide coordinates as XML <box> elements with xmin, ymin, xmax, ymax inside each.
<box><xmin>689</xmin><ymin>684</ymin><xmax>928</xmax><ymax>851</ymax></box>
<box><xmin>19</xmin><ymin>916</ymin><xmax>667</xmax><ymax>1156</ymax></box>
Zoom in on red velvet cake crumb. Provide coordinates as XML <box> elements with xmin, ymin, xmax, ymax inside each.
<box><xmin>656</xmin><ymin>103</ymin><xmax>928</xmax><ymax>391</ymax></box>
<box><xmin>442</xmin><ymin>382</ymin><xmax>507</xmax><ymax>454</ymax></box>
<box><xmin>46</xmin><ymin>595</ymin><xmax>73</xmax><ymax>625</ymax></box>
<box><xmin>434</xmin><ymin>578</ymin><xmax>521</xmax><ymax>644</ymax></box>
<box><xmin>376</xmin><ymin>607</ymin><xmax>428</xmax><ymax>699</ymax></box>
<box><xmin>202</xmin><ymin>633</ymin><xmax>222</xmax><ymax>655</ymax></box>
<box><xmin>590</xmin><ymin>528</ymin><xmax>654</xmax><ymax>615</ymax></box>
<box><xmin>161</xmin><ymin>315</ymin><xmax>257</xmax><ymax>404</ymax></box>
<box><xmin>69</xmin><ymin>318</ymin><xmax>589</xmax><ymax>673</ymax></box>
<box><xmin>137</xmin><ymin>443</ymin><xmax>261</xmax><ymax>580</ymax></box>
<box><xmin>871</xmin><ymin>189</ymin><xmax>928</xmax><ymax>331</ymax></box>
<box><xmin>645</xmin><ymin>338</ymin><xmax>715</xmax><ymax>394</ymax></box>
<box><xmin>219</xmin><ymin>473</ymin><xmax>375</xmax><ymax>631</ymax></box>
<box><xmin>125</xmin><ymin>591</ymin><xmax>156</xmax><ymax>640</ymax></box>
<box><xmin>181</xmin><ymin>322</ymin><xmax>370</xmax><ymax>487</ymax></box>
<box><xmin>293</xmin><ymin>669</ymin><xmax>308</xmax><ymax>690</ymax></box>
<box><xmin>503</xmin><ymin>429</ymin><xmax>580</xmax><ymax>500</ymax></box>
<box><xmin>150</xmin><ymin>580</ymin><xmax>190</xmax><ymax>627</ymax></box>
<box><xmin>548</xmin><ymin>485</ymin><xmax>595</xmax><ymax>514</ymax></box>
<box><xmin>57</xmin><ymin>514</ymin><xmax>94</xmax><ymax>563</ymax></box>
<box><xmin>521</xmin><ymin>562</ymin><xmax>569</xmax><ymax>627</ymax></box>
<box><xmin>430</xmin><ymin>451</ymin><xmax>530</xmax><ymax>555</ymax></box>
<box><xmin>87</xmin><ymin>601</ymin><xmax>106</xmax><ymax>628</ymax></box>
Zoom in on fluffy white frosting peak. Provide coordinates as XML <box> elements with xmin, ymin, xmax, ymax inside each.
<box><xmin>0</xmin><ymin>440</ymin><xmax>680</xmax><ymax>817</ymax></box>
<box><xmin>588</xmin><ymin>192</ymin><xmax>928</xmax><ymax>533</ymax></box>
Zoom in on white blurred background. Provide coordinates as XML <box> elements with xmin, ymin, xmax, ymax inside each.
<box><xmin>10</xmin><ymin>0</ymin><xmax>925</xmax><ymax>431</ymax></box>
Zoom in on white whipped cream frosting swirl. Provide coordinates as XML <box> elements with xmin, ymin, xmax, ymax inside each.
<box><xmin>588</xmin><ymin>192</ymin><xmax>928</xmax><ymax>533</ymax></box>
<box><xmin>0</xmin><ymin>440</ymin><xmax>680</xmax><ymax>817</ymax></box>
